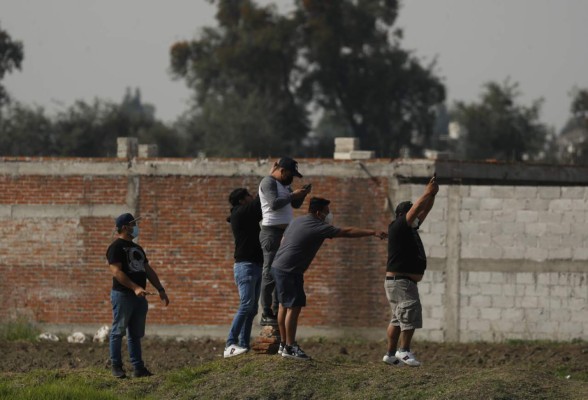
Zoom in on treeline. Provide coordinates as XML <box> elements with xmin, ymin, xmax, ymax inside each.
<box><xmin>1</xmin><ymin>1</ymin><xmax>588</xmax><ymax>162</ymax></box>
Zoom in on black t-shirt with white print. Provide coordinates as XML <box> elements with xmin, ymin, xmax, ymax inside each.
<box><xmin>106</xmin><ymin>238</ymin><xmax>149</xmax><ymax>293</ymax></box>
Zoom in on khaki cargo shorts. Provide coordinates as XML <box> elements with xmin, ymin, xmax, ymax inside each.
<box><xmin>384</xmin><ymin>279</ymin><xmax>423</xmax><ymax>330</ymax></box>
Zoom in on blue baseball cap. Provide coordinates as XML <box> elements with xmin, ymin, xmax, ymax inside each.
<box><xmin>115</xmin><ymin>213</ymin><xmax>140</xmax><ymax>228</ymax></box>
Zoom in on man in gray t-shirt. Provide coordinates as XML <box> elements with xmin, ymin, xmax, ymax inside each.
<box><xmin>272</xmin><ymin>197</ymin><xmax>387</xmax><ymax>361</ymax></box>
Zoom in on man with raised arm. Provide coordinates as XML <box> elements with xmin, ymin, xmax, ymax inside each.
<box><xmin>383</xmin><ymin>174</ymin><xmax>439</xmax><ymax>367</ymax></box>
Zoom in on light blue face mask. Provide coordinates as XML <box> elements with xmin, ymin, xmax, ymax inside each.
<box><xmin>130</xmin><ymin>225</ymin><xmax>140</xmax><ymax>238</ymax></box>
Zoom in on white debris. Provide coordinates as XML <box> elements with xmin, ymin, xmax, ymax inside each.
<box><xmin>93</xmin><ymin>325</ymin><xmax>110</xmax><ymax>343</ymax></box>
<box><xmin>38</xmin><ymin>332</ymin><xmax>59</xmax><ymax>342</ymax></box>
<box><xmin>67</xmin><ymin>332</ymin><xmax>87</xmax><ymax>343</ymax></box>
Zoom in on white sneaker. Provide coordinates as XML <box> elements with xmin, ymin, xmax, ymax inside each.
<box><xmin>395</xmin><ymin>350</ymin><xmax>421</xmax><ymax>367</ymax></box>
<box><xmin>382</xmin><ymin>354</ymin><xmax>403</xmax><ymax>367</ymax></box>
<box><xmin>278</xmin><ymin>343</ymin><xmax>285</xmax><ymax>355</ymax></box>
<box><xmin>223</xmin><ymin>344</ymin><xmax>248</xmax><ymax>358</ymax></box>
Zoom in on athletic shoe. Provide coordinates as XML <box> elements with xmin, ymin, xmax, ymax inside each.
<box><xmin>224</xmin><ymin>344</ymin><xmax>248</xmax><ymax>358</ymax></box>
<box><xmin>278</xmin><ymin>343</ymin><xmax>285</xmax><ymax>355</ymax></box>
<box><xmin>395</xmin><ymin>350</ymin><xmax>421</xmax><ymax>367</ymax></box>
<box><xmin>111</xmin><ymin>365</ymin><xmax>126</xmax><ymax>379</ymax></box>
<box><xmin>382</xmin><ymin>354</ymin><xmax>404</xmax><ymax>367</ymax></box>
<box><xmin>282</xmin><ymin>343</ymin><xmax>311</xmax><ymax>361</ymax></box>
<box><xmin>260</xmin><ymin>313</ymin><xmax>278</xmax><ymax>326</ymax></box>
<box><xmin>133</xmin><ymin>367</ymin><xmax>153</xmax><ymax>378</ymax></box>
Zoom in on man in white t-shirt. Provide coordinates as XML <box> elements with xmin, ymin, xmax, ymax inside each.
<box><xmin>258</xmin><ymin>157</ymin><xmax>310</xmax><ymax>325</ymax></box>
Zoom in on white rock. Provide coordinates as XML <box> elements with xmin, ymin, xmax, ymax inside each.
<box><xmin>67</xmin><ymin>332</ymin><xmax>87</xmax><ymax>343</ymax></box>
<box><xmin>38</xmin><ymin>332</ymin><xmax>59</xmax><ymax>342</ymax></box>
<box><xmin>93</xmin><ymin>325</ymin><xmax>110</xmax><ymax>343</ymax></box>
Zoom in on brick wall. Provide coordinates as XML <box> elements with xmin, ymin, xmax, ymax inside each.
<box><xmin>1</xmin><ymin>157</ymin><xmax>587</xmax><ymax>342</ymax></box>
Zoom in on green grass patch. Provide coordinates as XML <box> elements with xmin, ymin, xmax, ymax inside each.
<box><xmin>0</xmin><ymin>370</ymin><xmax>141</xmax><ymax>400</ymax></box>
<box><xmin>0</xmin><ymin>317</ymin><xmax>40</xmax><ymax>341</ymax></box>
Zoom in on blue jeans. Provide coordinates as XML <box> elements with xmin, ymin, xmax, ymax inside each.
<box><xmin>226</xmin><ymin>261</ymin><xmax>262</xmax><ymax>349</ymax></box>
<box><xmin>109</xmin><ymin>290</ymin><xmax>148</xmax><ymax>369</ymax></box>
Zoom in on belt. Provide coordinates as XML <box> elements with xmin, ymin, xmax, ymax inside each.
<box><xmin>386</xmin><ymin>275</ymin><xmax>417</xmax><ymax>284</ymax></box>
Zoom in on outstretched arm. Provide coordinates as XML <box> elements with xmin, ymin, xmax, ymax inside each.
<box><xmin>335</xmin><ymin>227</ymin><xmax>387</xmax><ymax>239</ymax></box>
<box><xmin>406</xmin><ymin>174</ymin><xmax>439</xmax><ymax>226</ymax></box>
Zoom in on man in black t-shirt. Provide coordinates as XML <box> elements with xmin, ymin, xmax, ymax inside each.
<box><xmin>383</xmin><ymin>175</ymin><xmax>438</xmax><ymax>367</ymax></box>
<box><xmin>106</xmin><ymin>213</ymin><xmax>169</xmax><ymax>378</ymax></box>
<box><xmin>223</xmin><ymin>188</ymin><xmax>264</xmax><ymax>358</ymax></box>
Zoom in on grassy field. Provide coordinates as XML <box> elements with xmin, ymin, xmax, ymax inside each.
<box><xmin>1</xmin><ymin>343</ymin><xmax>587</xmax><ymax>400</ymax></box>
<box><xmin>1</xmin><ymin>319</ymin><xmax>586</xmax><ymax>399</ymax></box>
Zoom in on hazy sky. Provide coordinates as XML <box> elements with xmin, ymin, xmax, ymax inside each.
<box><xmin>1</xmin><ymin>0</ymin><xmax>587</xmax><ymax>131</ymax></box>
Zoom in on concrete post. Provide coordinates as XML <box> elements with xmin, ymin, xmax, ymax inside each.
<box><xmin>444</xmin><ymin>185</ymin><xmax>462</xmax><ymax>342</ymax></box>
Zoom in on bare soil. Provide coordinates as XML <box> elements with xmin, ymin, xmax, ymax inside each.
<box><xmin>1</xmin><ymin>336</ymin><xmax>586</xmax><ymax>377</ymax></box>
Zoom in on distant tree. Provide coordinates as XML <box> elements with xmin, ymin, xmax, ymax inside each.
<box><xmin>0</xmin><ymin>103</ymin><xmax>55</xmax><ymax>156</ymax></box>
<box><xmin>0</xmin><ymin>23</ymin><xmax>24</xmax><ymax>107</ymax></box>
<box><xmin>54</xmin><ymin>94</ymin><xmax>184</xmax><ymax>157</ymax></box>
<box><xmin>305</xmin><ymin>110</ymin><xmax>354</xmax><ymax>157</ymax></box>
<box><xmin>556</xmin><ymin>88</ymin><xmax>588</xmax><ymax>164</ymax></box>
<box><xmin>452</xmin><ymin>81</ymin><xmax>548</xmax><ymax>162</ymax></box>
<box><xmin>0</xmin><ymin>89</ymin><xmax>184</xmax><ymax>157</ymax></box>
<box><xmin>297</xmin><ymin>0</ymin><xmax>445</xmax><ymax>157</ymax></box>
<box><xmin>170</xmin><ymin>0</ymin><xmax>445</xmax><ymax>158</ymax></box>
<box><xmin>570</xmin><ymin>88</ymin><xmax>588</xmax><ymax>120</ymax></box>
<box><xmin>170</xmin><ymin>0</ymin><xmax>308</xmax><ymax>157</ymax></box>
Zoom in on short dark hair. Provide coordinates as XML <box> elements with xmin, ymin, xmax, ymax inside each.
<box><xmin>309</xmin><ymin>197</ymin><xmax>330</xmax><ymax>213</ymax></box>
<box><xmin>229</xmin><ymin>188</ymin><xmax>250</xmax><ymax>206</ymax></box>
<box><xmin>395</xmin><ymin>201</ymin><xmax>413</xmax><ymax>217</ymax></box>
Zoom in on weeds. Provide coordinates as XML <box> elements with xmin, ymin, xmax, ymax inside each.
<box><xmin>0</xmin><ymin>317</ymin><xmax>39</xmax><ymax>341</ymax></box>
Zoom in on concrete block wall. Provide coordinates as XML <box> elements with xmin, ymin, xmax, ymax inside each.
<box><xmin>1</xmin><ymin>157</ymin><xmax>587</xmax><ymax>342</ymax></box>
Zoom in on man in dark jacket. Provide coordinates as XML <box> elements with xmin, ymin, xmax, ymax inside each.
<box><xmin>224</xmin><ymin>188</ymin><xmax>264</xmax><ymax>358</ymax></box>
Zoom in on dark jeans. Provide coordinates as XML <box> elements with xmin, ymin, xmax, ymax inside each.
<box><xmin>109</xmin><ymin>290</ymin><xmax>148</xmax><ymax>369</ymax></box>
<box><xmin>226</xmin><ymin>261</ymin><xmax>262</xmax><ymax>348</ymax></box>
<box><xmin>259</xmin><ymin>226</ymin><xmax>285</xmax><ymax>316</ymax></box>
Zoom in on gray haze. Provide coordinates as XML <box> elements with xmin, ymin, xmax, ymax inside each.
<box><xmin>1</xmin><ymin>0</ymin><xmax>587</xmax><ymax>131</ymax></box>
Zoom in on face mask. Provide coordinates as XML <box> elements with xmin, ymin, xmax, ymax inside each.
<box><xmin>130</xmin><ymin>225</ymin><xmax>140</xmax><ymax>238</ymax></box>
<box><xmin>411</xmin><ymin>218</ymin><xmax>420</xmax><ymax>229</ymax></box>
<box><xmin>324</xmin><ymin>212</ymin><xmax>334</xmax><ymax>225</ymax></box>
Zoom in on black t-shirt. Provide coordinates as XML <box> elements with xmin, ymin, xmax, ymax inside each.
<box><xmin>106</xmin><ymin>238</ymin><xmax>149</xmax><ymax>293</ymax></box>
<box><xmin>386</xmin><ymin>215</ymin><xmax>427</xmax><ymax>275</ymax></box>
<box><xmin>230</xmin><ymin>196</ymin><xmax>263</xmax><ymax>263</ymax></box>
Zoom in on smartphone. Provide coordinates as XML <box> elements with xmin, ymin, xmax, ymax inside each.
<box><xmin>303</xmin><ymin>183</ymin><xmax>312</xmax><ymax>191</ymax></box>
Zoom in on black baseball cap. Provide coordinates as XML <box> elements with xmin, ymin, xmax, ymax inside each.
<box><xmin>277</xmin><ymin>157</ymin><xmax>303</xmax><ymax>178</ymax></box>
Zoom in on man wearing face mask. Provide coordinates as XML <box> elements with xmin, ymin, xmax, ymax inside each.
<box><xmin>258</xmin><ymin>157</ymin><xmax>310</xmax><ymax>326</ymax></box>
<box><xmin>383</xmin><ymin>174</ymin><xmax>438</xmax><ymax>367</ymax></box>
<box><xmin>106</xmin><ymin>213</ymin><xmax>170</xmax><ymax>379</ymax></box>
<box><xmin>272</xmin><ymin>197</ymin><xmax>388</xmax><ymax>360</ymax></box>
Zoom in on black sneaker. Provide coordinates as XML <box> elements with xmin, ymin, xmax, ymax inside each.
<box><xmin>260</xmin><ymin>313</ymin><xmax>278</xmax><ymax>326</ymax></box>
<box><xmin>111</xmin><ymin>365</ymin><xmax>126</xmax><ymax>379</ymax></box>
<box><xmin>133</xmin><ymin>367</ymin><xmax>153</xmax><ymax>378</ymax></box>
<box><xmin>282</xmin><ymin>343</ymin><xmax>311</xmax><ymax>361</ymax></box>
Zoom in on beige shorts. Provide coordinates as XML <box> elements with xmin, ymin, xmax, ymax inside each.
<box><xmin>384</xmin><ymin>278</ymin><xmax>423</xmax><ymax>330</ymax></box>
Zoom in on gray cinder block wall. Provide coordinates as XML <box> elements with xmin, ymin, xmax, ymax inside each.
<box><xmin>401</xmin><ymin>160</ymin><xmax>588</xmax><ymax>342</ymax></box>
